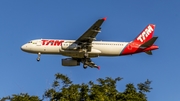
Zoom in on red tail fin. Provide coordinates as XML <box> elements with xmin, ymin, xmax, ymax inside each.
<box><xmin>133</xmin><ymin>24</ymin><xmax>155</xmax><ymax>44</ymax></box>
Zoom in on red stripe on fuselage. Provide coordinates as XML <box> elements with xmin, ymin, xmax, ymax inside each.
<box><xmin>120</xmin><ymin>42</ymin><xmax>158</xmax><ymax>55</ymax></box>
<box><xmin>120</xmin><ymin>42</ymin><xmax>140</xmax><ymax>55</ymax></box>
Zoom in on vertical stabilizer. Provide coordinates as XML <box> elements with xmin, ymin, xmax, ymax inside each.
<box><xmin>133</xmin><ymin>24</ymin><xmax>155</xmax><ymax>44</ymax></box>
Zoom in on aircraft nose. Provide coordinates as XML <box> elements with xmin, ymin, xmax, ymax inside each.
<box><xmin>21</xmin><ymin>44</ymin><xmax>27</xmax><ymax>51</ymax></box>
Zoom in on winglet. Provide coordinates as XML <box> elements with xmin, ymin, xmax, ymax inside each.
<box><xmin>102</xmin><ymin>17</ymin><xmax>107</xmax><ymax>21</ymax></box>
<box><xmin>97</xmin><ymin>66</ymin><xmax>100</xmax><ymax>70</ymax></box>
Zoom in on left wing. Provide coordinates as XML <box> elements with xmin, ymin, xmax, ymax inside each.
<box><xmin>75</xmin><ymin>17</ymin><xmax>106</xmax><ymax>45</ymax></box>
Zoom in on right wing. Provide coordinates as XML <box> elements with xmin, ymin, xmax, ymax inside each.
<box><xmin>76</xmin><ymin>58</ymin><xmax>100</xmax><ymax>69</ymax></box>
<box><xmin>85</xmin><ymin>58</ymin><xmax>100</xmax><ymax>70</ymax></box>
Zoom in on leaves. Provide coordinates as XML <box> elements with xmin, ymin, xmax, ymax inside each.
<box><xmin>138</xmin><ymin>79</ymin><xmax>152</xmax><ymax>93</ymax></box>
<box><xmin>44</xmin><ymin>73</ymin><xmax>151</xmax><ymax>101</ymax></box>
<box><xmin>0</xmin><ymin>93</ymin><xmax>40</xmax><ymax>101</ymax></box>
<box><xmin>55</xmin><ymin>73</ymin><xmax>72</xmax><ymax>88</ymax></box>
<box><xmin>0</xmin><ymin>73</ymin><xmax>152</xmax><ymax>101</ymax></box>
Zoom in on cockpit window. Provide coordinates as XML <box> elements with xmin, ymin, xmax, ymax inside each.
<box><xmin>28</xmin><ymin>41</ymin><xmax>32</xmax><ymax>43</ymax></box>
<box><xmin>33</xmin><ymin>42</ymin><xmax>37</xmax><ymax>44</ymax></box>
<box><xmin>28</xmin><ymin>41</ymin><xmax>38</xmax><ymax>44</ymax></box>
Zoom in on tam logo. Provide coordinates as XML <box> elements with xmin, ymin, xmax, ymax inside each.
<box><xmin>42</xmin><ymin>40</ymin><xmax>64</xmax><ymax>46</ymax></box>
<box><xmin>137</xmin><ymin>25</ymin><xmax>153</xmax><ymax>42</ymax></box>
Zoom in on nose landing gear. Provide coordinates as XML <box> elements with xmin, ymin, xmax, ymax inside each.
<box><xmin>36</xmin><ymin>52</ymin><xmax>41</xmax><ymax>62</ymax></box>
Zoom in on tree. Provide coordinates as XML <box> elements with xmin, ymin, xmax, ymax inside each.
<box><xmin>44</xmin><ymin>73</ymin><xmax>152</xmax><ymax>101</ymax></box>
<box><xmin>0</xmin><ymin>93</ymin><xmax>40</xmax><ymax>101</ymax></box>
<box><xmin>1</xmin><ymin>73</ymin><xmax>152</xmax><ymax>101</ymax></box>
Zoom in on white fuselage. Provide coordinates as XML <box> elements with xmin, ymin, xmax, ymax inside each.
<box><xmin>21</xmin><ymin>39</ymin><xmax>129</xmax><ymax>58</ymax></box>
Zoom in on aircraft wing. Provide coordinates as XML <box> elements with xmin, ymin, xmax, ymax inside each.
<box><xmin>75</xmin><ymin>17</ymin><xmax>106</xmax><ymax>44</ymax></box>
<box><xmin>84</xmin><ymin>58</ymin><xmax>100</xmax><ymax>70</ymax></box>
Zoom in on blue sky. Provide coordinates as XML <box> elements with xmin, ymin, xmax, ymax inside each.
<box><xmin>0</xmin><ymin>0</ymin><xmax>180</xmax><ymax>100</ymax></box>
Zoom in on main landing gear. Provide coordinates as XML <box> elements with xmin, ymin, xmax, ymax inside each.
<box><xmin>83</xmin><ymin>52</ymin><xmax>88</xmax><ymax>69</ymax></box>
<box><xmin>82</xmin><ymin>58</ymin><xmax>88</xmax><ymax>69</ymax></box>
<box><xmin>36</xmin><ymin>52</ymin><xmax>41</xmax><ymax>62</ymax></box>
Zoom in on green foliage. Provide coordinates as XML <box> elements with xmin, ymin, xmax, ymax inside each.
<box><xmin>0</xmin><ymin>93</ymin><xmax>40</xmax><ymax>101</ymax></box>
<box><xmin>44</xmin><ymin>73</ymin><xmax>152</xmax><ymax>101</ymax></box>
<box><xmin>0</xmin><ymin>73</ymin><xmax>152</xmax><ymax>101</ymax></box>
<box><xmin>138</xmin><ymin>79</ymin><xmax>152</xmax><ymax>93</ymax></box>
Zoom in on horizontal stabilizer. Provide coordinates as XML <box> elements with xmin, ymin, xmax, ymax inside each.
<box><xmin>145</xmin><ymin>51</ymin><xmax>152</xmax><ymax>55</ymax></box>
<box><xmin>140</xmin><ymin>37</ymin><xmax>158</xmax><ymax>48</ymax></box>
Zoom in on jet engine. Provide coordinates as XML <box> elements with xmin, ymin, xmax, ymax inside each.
<box><xmin>62</xmin><ymin>58</ymin><xmax>80</xmax><ymax>66</ymax></box>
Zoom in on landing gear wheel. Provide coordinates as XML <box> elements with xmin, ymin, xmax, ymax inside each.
<box><xmin>36</xmin><ymin>52</ymin><xmax>41</xmax><ymax>62</ymax></box>
<box><xmin>83</xmin><ymin>65</ymin><xmax>88</xmax><ymax>69</ymax></box>
<box><xmin>37</xmin><ymin>57</ymin><xmax>40</xmax><ymax>62</ymax></box>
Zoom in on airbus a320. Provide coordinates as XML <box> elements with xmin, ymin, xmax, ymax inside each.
<box><xmin>21</xmin><ymin>18</ymin><xmax>159</xmax><ymax>70</ymax></box>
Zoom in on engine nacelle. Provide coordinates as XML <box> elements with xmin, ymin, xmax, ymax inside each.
<box><xmin>61</xmin><ymin>42</ymin><xmax>81</xmax><ymax>50</ymax></box>
<box><xmin>62</xmin><ymin>58</ymin><xmax>80</xmax><ymax>66</ymax></box>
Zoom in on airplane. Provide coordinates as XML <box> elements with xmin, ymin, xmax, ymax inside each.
<box><xmin>21</xmin><ymin>17</ymin><xmax>159</xmax><ymax>70</ymax></box>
